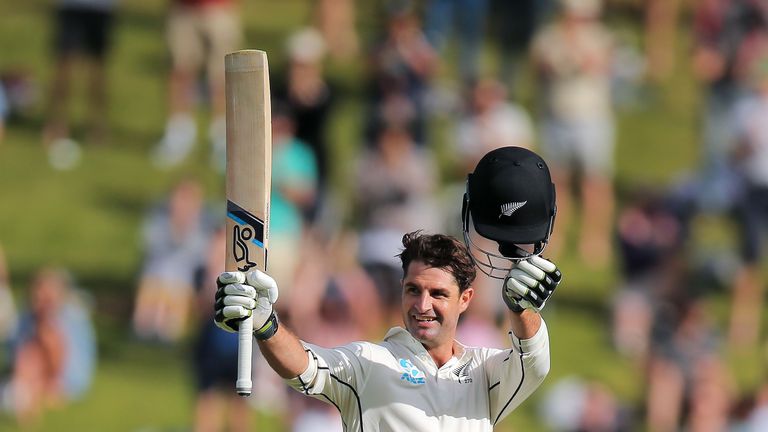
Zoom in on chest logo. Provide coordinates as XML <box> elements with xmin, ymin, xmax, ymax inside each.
<box><xmin>453</xmin><ymin>361</ymin><xmax>473</xmax><ymax>384</ymax></box>
<box><xmin>398</xmin><ymin>358</ymin><xmax>426</xmax><ymax>385</ymax></box>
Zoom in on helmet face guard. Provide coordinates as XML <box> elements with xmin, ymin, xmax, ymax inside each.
<box><xmin>461</xmin><ymin>147</ymin><xmax>557</xmax><ymax>279</ymax></box>
<box><xmin>462</xmin><ymin>192</ymin><xmax>551</xmax><ymax>279</ymax></box>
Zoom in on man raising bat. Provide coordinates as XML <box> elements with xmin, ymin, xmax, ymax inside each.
<box><xmin>215</xmin><ymin>146</ymin><xmax>561</xmax><ymax>431</ymax></box>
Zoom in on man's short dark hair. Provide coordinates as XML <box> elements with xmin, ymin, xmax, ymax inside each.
<box><xmin>397</xmin><ymin>230</ymin><xmax>477</xmax><ymax>293</ymax></box>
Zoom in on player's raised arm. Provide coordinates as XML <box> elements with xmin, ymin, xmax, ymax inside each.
<box><xmin>214</xmin><ymin>270</ymin><xmax>308</xmax><ymax>378</ymax></box>
<box><xmin>503</xmin><ymin>255</ymin><xmax>562</xmax><ymax>338</ymax></box>
<box><xmin>461</xmin><ymin>146</ymin><xmax>562</xmax><ymax>338</ymax></box>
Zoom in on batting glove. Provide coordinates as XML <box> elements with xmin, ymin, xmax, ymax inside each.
<box><xmin>503</xmin><ymin>256</ymin><xmax>562</xmax><ymax>313</ymax></box>
<box><xmin>214</xmin><ymin>270</ymin><xmax>279</xmax><ymax>335</ymax></box>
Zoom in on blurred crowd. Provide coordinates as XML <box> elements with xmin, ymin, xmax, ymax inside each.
<box><xmin>4</xmin><ymin>0</ymin><xmax>768</xmax><ymax>430</ymax></box>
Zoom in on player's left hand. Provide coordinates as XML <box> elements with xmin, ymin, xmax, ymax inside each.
<box><xmin>503</xmin><ymin>256</ymin><xmax>562</xmax><ymax>313</ymax></box>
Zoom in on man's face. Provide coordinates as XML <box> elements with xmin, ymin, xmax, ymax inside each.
<box><xmin>401</xmin><ymin>261</ymin><xmax>474</xmax><ymax>349</ymax></box>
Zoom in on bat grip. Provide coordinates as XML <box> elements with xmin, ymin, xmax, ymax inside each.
<box><xmin>236</xmin><ymin>316</ymin><xmax>254</xmax><ymax>396</ymax></box>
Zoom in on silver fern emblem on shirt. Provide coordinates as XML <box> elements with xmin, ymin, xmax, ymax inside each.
<box><xmin>453</xmin><ymin>360</ymin><xmax>472</xmax><ymax>384</ymax></box>
<box><xmin>499</xmin><ymin>201</ymin><xmax>527</xmax><ymax>218</ymax></box>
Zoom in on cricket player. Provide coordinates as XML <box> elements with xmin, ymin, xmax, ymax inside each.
<box><xmin>215</xmin><ymin>146</ymin><xmax>561</xmax><ymax>431</ymax></box>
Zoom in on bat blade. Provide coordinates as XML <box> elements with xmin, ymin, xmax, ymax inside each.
<box><xmin>224</xmin><ymin>49</ymin><xmax>271</xmax><ymax>397</ymax></box>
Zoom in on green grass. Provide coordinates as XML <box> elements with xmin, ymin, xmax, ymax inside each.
<box><xmin>0</xmin><ymin>1</ymin><xmax>765</xmax><ymax>431</ymax></box>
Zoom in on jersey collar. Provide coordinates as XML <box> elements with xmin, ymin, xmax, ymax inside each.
<box><xmin>384</xmin><ymin>327</ymin><xmax>468</xmax><ymax>369</ymax></box>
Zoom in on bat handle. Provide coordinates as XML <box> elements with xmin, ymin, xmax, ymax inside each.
<box><xmin>236</xmin><ymin>316</ymin><xmax>254</xmax><ymax>396</ymax></box>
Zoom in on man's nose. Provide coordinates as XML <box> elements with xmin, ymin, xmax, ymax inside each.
<box><xmin>415</xmin><ymin>291</ymin><xmax>432</xmax><ymax>312</ymax></box>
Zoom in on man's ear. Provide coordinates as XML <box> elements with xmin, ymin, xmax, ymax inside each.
<box><xmin>459</xmin><ymin>287</ymin><xmax>474</xmax><ymax>313</ymax></box>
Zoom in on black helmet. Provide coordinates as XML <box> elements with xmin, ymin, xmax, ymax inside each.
<box><xmin>462</xmin><ymin>146</ymin><xmax>557</xmax><ymax>278</ymax></box>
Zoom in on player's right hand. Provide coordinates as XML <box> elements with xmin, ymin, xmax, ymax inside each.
<box><xmin>214</xmin><ymin>270</ymin><xmax>279</xmax><ymax>333</ymax></box>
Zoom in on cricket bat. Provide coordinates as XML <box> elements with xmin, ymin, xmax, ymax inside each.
<box><xmin>224</xmin><ymin>50</ymin><xmax>271</xmax><ymax>397</ymax></box>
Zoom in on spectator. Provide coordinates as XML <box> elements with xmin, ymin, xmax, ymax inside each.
<box><xmin>423</xmin><ymin>0</ymin><xmax>489</xmax><ymax>90</ymax></box>
<box><xmin>266</xmin><ymin>102</ymin><xmax>318</xmax><ymax>318</ymax></box>
<box><xmin>645</xmin><ymin>293</ymin><xmax>732</xmax><ymax>431</ymax></box>
<box><xmin>6</xmin><ymin>267</ymin><xmax>96</xmax><ymax>426</ymax></box>
<box><xmin>454</xmin><ymin>77</ymin><xmax>534</xmax><ymax>176</ymax></box>
<box><xmin>42</xmin><ymin>0</ymin><xmax>118</xmax><ymax>167</ymax></box>
<box><xmin>489</xmin><ymin>0</ymin><xmax>549</xmax><ymax>97</ymax></box>
<box><xmin>132</xmin><ymin>177</ymin><xmax>215</xmax><ymax>343</ymax></box>
<box><xmin>728</xmin><ymin>54</ymin><xmax>768</xmax><ymax>349</ymax></box>
<box><xmin>611</xmin><ymin>188</ymin><xmax>685</xmax><ymax>365</ymax></box>
<box><xmin>352</xmin><ymin>123</ymin><xmax>441</xmax><ymax>325</ymax></box>
<box><xmin>288</xmin><ymin>232</ymin><xmax>376</xmax><ymax>432</ymax></box>
<box><xmin>289</xmin><ymin>229</ymin><xmax>383</xmax><ymax>340</ymax></box>
<box><xmin>691</xmin><ymin>0</ymin><xmax>768</xmax><ymax>213</ymax></box>
<box><xmin>273</xmin><ymin>27</ymin><xmax>336</xmax><ymax>228</ymax></box>
<box><xmin>531</xmin><ymin>0</ymin><xmax>616</xmax><ymax>267</ymax></box>
<box><xmin>151</xmin><ymin>0</ymin><xmax>242</xmax><ymax>170</ymax></box>
<box><xmin>190</xmin><ymin>227</ymin><xmax>251</xmax><ymax>432</ymax></box>
<box><xmin>7</xmin><ymin>268</ymin><xmax>67</xmax><ymax>426</ymax></box>
<box><xmin>365</xmin><ymin>1</ymin><xmax>438</xmax><ymax>146</ymax></box>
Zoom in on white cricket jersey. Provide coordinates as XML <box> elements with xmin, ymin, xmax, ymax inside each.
<box><xmin>286</xmin><ymin>321</ymin><xmax>550</xmax><ymax>432</ymax></box>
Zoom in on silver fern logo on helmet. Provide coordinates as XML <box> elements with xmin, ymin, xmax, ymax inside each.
<box><xmin>499</xmin><ymin>201</ymin><xmax>527</xmax><ymax>218</ymax></box>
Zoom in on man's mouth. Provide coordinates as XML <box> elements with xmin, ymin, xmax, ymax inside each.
<box><xmin>414</xmin><ymin>315</ymin><xmax>437</xmax><ymax>323</ymax></box>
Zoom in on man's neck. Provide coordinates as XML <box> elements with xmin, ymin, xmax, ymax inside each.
<box><xmin>426</xmin><ymin>340</ymin><xmax>462</xmax><ymax>368</ymax></box>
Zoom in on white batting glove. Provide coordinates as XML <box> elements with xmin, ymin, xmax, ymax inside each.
<box><xmin>503</xmin><ymin>256</ymin><xmax>562</xmax><ymax>313</ymax></box>
<box><xmin>214</xmin><ymin>270</ymin><xmax>279</xmax><ymax>334</ymax></box>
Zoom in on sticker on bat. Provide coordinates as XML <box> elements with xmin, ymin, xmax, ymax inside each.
<box><xmin>227</xmin><ymin>200</ymin><xmax>266</xmax><ymax>272</ymax></box>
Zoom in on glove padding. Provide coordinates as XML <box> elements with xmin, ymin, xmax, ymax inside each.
<box><xmin>503</xmin><ymin>256</ymin><xmax>561</xmax><ymax>313</ymax></box>
<box><xmin>214</xmin><ymin>270</ymin><xmax>279</xmax><ymax>333</ymax></box>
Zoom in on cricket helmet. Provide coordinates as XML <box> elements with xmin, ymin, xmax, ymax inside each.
<box><xmin>462</xmin><ymin>146</ymin><xmax>557</xmax><ymax>278</ymax></box>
